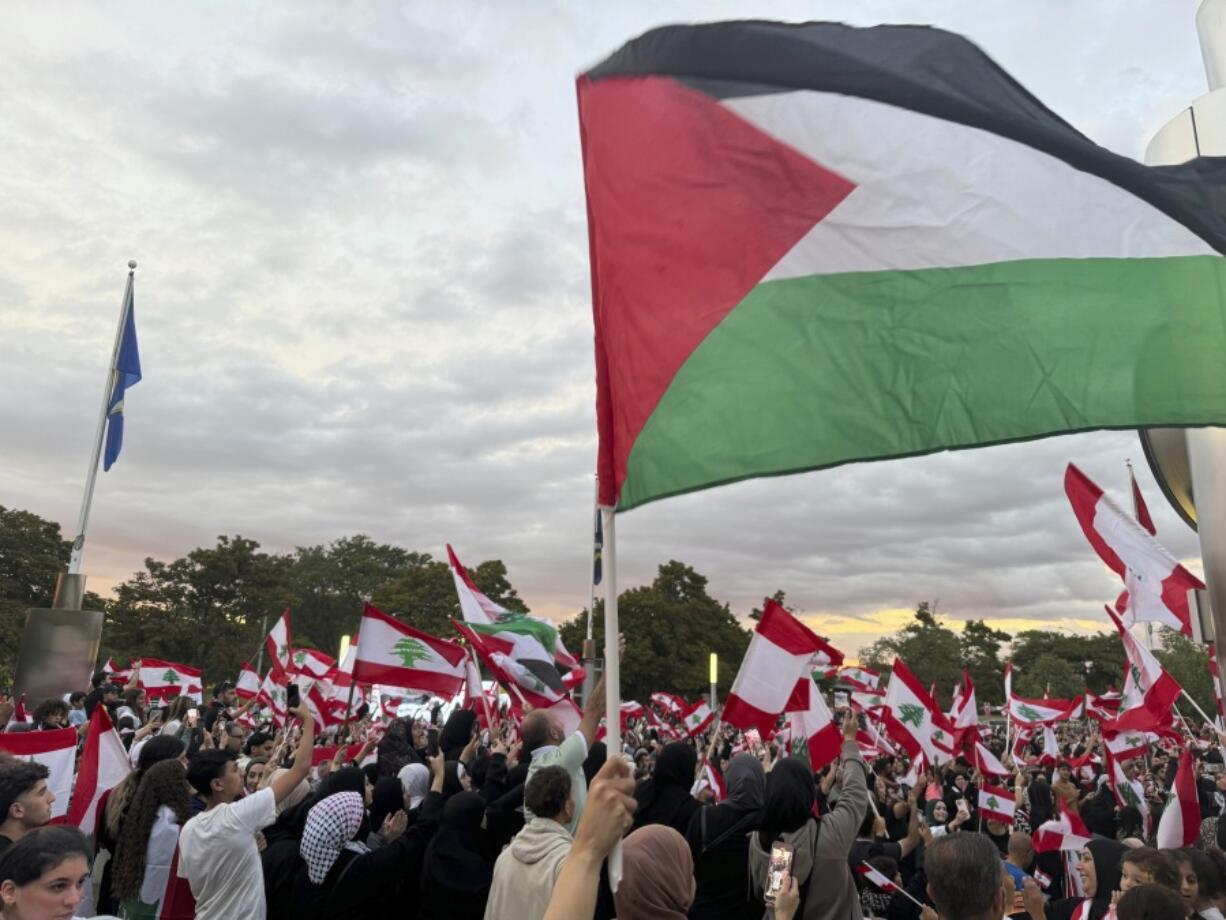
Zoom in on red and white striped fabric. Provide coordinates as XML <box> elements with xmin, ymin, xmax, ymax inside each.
<box><xmin>1005</xmin><ymin>663</ymin><xmax>1076</xmax><ymax>726</ymax></box>
<box><xmin>65</xmin><ymin>705</ymin><xmax>130</xmax><ymax>835</ymax></box>
<box><xmin>1105</xmin><ymin>605</ymin><xmax>1181</xmax><ymax>733</ymax></box>
<box><xmin>839</xmin><ymin>665</ymin><xmax>880</xmax><ymax>693</ymax></box>
<box><xmin>235</xmin><ymin>662</ymin><xmax>260</xmax><ymax>701</ymax></box>
<box><xmin>1033</xmin><ymin>868</ymin><xmax>1052</xmax><ymax>891</ymax></box>
<box><xmin>352</xmin><ymin>603</ymin><xmax>466</xmax><ymax>697</ymax></box>
<box><xmin>137</xmin><ymin>659</ymin><xmax>204</xmax><ymax>702</ymax></box>
<box><xmin>977</xmin><ymin>784</ymin><xmax>1016</xmax><ymax>824</ymax></box>
<box><xmin>883</xmin><ymin>658</ymin><xmax>951</xmax><ymax>764</ymax></box>
<box><xmin>1107</xmin><ymin>752</ymin><xmax>1150</xmax><ymax>834</ymax></box>
<box><xmin>1065</xmin><ymin>463</ymin><xmax>1201</xmax><ymax>636</ymax></box>
<box><xmin>650</xmin><ymin>691</ymin><xmax>686</xmax><ymax>714</ymax></box>
<box><xmin>265</xmin><ymin>610</ymin><xmax>293</xmax><ymax>676</ymax></box>
<box><xmin>691</xmin><ymin>760</ymin><xmax>726</xmax><ymax>801</ymax></box>
<box><xmin>784</xmin><ymin>677</ymin><xmax>842</xmax><ymax>770</ymax></box>
<box><xmin>1032</xmin><ymin>802</ymin><xmax>1092</xmax><ymax>853</ymax></box>
<box><xmin>971</xmin><ymin>741</ymin><xmax>1011</xmax><ymax>779</ymax></box>
<box><xmin>258</xmin><ymin>670</ymin><xmax>288</xmax><ymax>725</ymax></box>
<box><xmin>289</xmin><ymin>648</ymin><xmax>336</xmax><ymax>680</ymax></box>
<box><xmin>857</xmin><ymin>862</ymin><xmax>899</xmax><ymax>893</ymax></box>
<box><xmin>723</xmin><ymin>599</ymin><xmax>837</xmax><ymax>737</ymax></box>
<box><xmin>1103</xmin><ymin>728</ymin><xmax>1149</xmax><ymax>762</ymax></box>
<box><xmin>1156</xmin><ymin>749</ymin><xmax>1199</xmax><ymax>848</ymax></box>
<box><xmin>1038</xmin><ymin>726</ymin><xmax>1060</xmax><ymax>766</ymax></box>
<box><xmin>0</xmin><ymin>728</ymin><xmax>76</xmax><ymax>819</ymax></box>
<box><xmin>682</xmin><ymin>700</ymin><xmax>715</xmax><ymax>738</ymax></box>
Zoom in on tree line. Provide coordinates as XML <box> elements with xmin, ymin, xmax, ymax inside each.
<box><xmin>0</xmin><ymin>504</ymin><xmax>1214</xmax><ymax>714</ymax></box>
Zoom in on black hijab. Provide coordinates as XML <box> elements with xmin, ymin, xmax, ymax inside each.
<box><xmin>1048</xmin><ymin>838</ymin><xmax>1126</xmax><ymax>920</ymax></box>
<box><xmin>632</xmin><ymin>741</ymin><xmax>700</xmax><ymax>834</ymax></box>
<box><xmin>422</xmin><ymin>791</ymin><xmax>492</xmax><ymax>894</ymax></box>
<box><xmin>442</xmin><ymin>760</ymin><xmax>465</xmax><ymax>800</ymax></box>
<box><xmin>756</xmin><ymin>757</ymin><xmax>815</xmax><ymax>848</ymax></box>
<box><xmin>369</xmin><ymin>776</ymin><xmax>405</xmax><ymax>834</ymax></box>
<box><xmin>583</xmin><ymin>741</ymin><xmax>608</xmax><ymax>786</ymax></box>
<box><xmin>439</xmin><ymin>709</ymin><xmax>476</xmax><ymax>761</ymax></box>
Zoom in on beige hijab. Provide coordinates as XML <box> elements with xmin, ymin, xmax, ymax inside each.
<box><xmin>614</xmin><ymin>824</ymin><xmax>694</xmax><ymax>920</ymax></box>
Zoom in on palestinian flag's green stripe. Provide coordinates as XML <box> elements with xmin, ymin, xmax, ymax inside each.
<box><xmin>623</xmin><ymin>255</ymin><xmax>1226</xmax><ymax>509</ymax></box>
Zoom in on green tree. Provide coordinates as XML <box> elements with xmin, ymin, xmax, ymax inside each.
<box><xmin>370</xmin><ymin>553</ymin><xmax>527</xmax><ymax>640</ymax></box>
<box><xmin>1155</xmin><ymin>627</ymin><xmax>1214</xmax><ymax>719</ymax></box>
<box><xmin>861</xmin><ymin>602</ymin><xmax>962</xmax><ymax>708</ymax></box>
<box><xmin>559</xmin><ymin>561</ymin><xmax>750</xmax><ymax>700</ymax></box>
<box><xmin>960</xmin><ymin>619</ymin><xmax>1011</xmax><ymax>705</ymax></box>
<box><xmin>748</xmin><ymin>590</ymin><xmax>790</xmax><ymax>621</ymax></box>
<box><xmin>0</xmin><ymin>506</ymin><xmax>103</xmax><ymax>687</ymax></box>
<box><xmin>103</xmin><ymin>535</ymin><xmax>295</xmax><ymax>687</ymax></box>
<box><xmin>1010</xmin><ymin>629</ymin><xmax>1125</xmax><ymax>696</ymax></box>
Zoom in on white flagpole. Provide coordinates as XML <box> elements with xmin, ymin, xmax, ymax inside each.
<box><xmin>601</xmin><ymin>504</ymin><xmax>623</xmax><ymax>890</ymax></box>
<box><xmin>68</xmin><ymin>261</ymin><xmax>136</xmax><ymax>574</ymax></box>
<box><xmin>1125</xmin><ymin>458</ymin><xmax>1157</xmax><ymax>651</ymax></box>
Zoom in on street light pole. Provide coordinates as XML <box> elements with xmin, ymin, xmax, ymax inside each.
<box><xmin>709</xmin><ymin>653</ymin><xmax>718</xmax><ymax>710</ymax></box>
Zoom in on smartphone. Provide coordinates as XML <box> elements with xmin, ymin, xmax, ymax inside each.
<box><xmin>149</xmin><ymin>708</ymin><xmax>164</xmax><ymax>723</ymax></box>
<box><xmin>764</xmin><ymin>842</ymin><xmax>794</xmax><ymax>905</ymax></box>
<box><xmin>956</xmin><ymin>797</ymin><xmax>968</xmax><ymax>813</ymax></box>
<box><xmin>427</xmin><ymin>727</ymin><xmax>440</xmax><ymax>758</ymax></box>
<box><xmin>286</xmin><ymin>683</ymin><xmax>300</xmax><ymax>710</ymax></box>
<box><xmin>186</xmin><ymin>708</ymin><xmax>199</xmax><ymax>726</ymax></box>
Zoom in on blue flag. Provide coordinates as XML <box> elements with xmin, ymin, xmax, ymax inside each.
<box><xmin>592</xmin><ymin>507</ymin><xmax>603</xmax><ymax>586</ymax></box>
<box><xmin>103</xmin><ymin>291</ymin><xmax>141</xmax><ymax>471</ymax></box>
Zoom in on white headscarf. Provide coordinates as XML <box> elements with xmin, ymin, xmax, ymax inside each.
<box><xmin>398</xmin><ymin>763</ymin><xmax>430</xmax><ymax>810</ymax></box>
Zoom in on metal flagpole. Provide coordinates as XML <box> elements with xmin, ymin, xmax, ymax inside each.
<box><xmin>601</xmin><ymin>504</ymin><xmax>623</xmax><ymax>890</ymax></box>
<box><xmin>68</xmin><ymin>261</ymin><xmax>136</xmax><ymax>576</ymax></box>
<box><xmin>582</xmin><ymin>477</ymin><xmax>600</xmax><ymax>707</ymax></box>
<box><xmin>254</xmin><ymin>615</ymin><xmax>268</xmax><ymax>674</ymax></box>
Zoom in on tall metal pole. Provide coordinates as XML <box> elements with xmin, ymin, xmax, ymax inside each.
<box><xmin>67</xmin><ymin>261</ymin><xmax>136</xmax><ymax>577</ymax></box>
<box><xmin>582</xmin><ymin>477</ymin><xmax>600</xmax><ymax>707</ymax></box>
<box><xmin>601</xmin><ymin>504</ymin><xmax>622</xmax><ymax>890</ymax></box>
<box><xmin>1146</xmin><ymin>1</ymin><xmax>1226</xmax><ymax>662</ymax></box>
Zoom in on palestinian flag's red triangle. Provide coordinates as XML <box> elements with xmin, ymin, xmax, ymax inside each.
<box><xmin>578</xmin><ymin>75</ymin><xmax>855</xmax><ymax>507</ymax></box>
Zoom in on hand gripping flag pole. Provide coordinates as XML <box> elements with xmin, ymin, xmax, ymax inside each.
<box><xmin>600</xmin><ymin>504</ymin><xmax>623</xmax><ymax>890</ymax></box>
<box><xmin>68</xmin><ymin>261</ymin><xmax>139</xmax><ymax>576</ymax></box>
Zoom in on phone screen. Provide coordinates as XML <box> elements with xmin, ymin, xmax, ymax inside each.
<box><xmin>956</xmin><ymin>797</ymin><xmax>968</xmax><ymax>813</ymax></box>
<box><xmin>286</xmin><ymin>683</ymin><xmax>300</xmax><ymax>710</ymax></box>
<box><xmin>427</xmin><ymin>728</ymin><xmax>440</xmax><ymax>757</ymax></box>
<box><xmin>186</xmin><ymin>708</ymin><xmax>198</xmax><ymax>726</ymax></box>
<box><xmin>765</xmin><ymin>842</ymin><xmax>794</xmax><ymax>904</ymax></box>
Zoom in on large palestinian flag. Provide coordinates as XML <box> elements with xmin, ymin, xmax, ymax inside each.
<box><xmin>578</xmin><ymin>21</ymin><xmax>1226</xmax><ymax>511</ymax></box>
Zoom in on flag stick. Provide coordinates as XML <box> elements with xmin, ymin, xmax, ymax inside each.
<box><xmin>600</xmin><ymin>504</ymin><xmax>623</xmax><ymax>890</ymax></box>
<box><xmin>1178</xmin><ymin>689</ymin><xmax>1214</xmax><ymax>728</ymax></box>
<box><xmin>254</xmin><ymin>615</ymin><xmax>268</xmax><ymax>675</ymax></box>
<box><xmin>68</xmin><ymin>262</ymin><xmax>136</xmax><ymax>575</ymax></box>
<box><xmin>582</xmin><ymin>477</ymin><xmax>600</xmax><ymax>707</ymax></box>
<box><xmin>470</xmin><ymin>647</ymin><xmax>496</xmax><ymax>731</ymax></box>
<box><xmin>860</xmin><ymin>863</ymin><xmax>925</xmax><ymax>909</ymax></box>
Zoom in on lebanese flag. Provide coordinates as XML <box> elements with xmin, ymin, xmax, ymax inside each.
<box><xmin>839</xmin><ymin>665</ymin><xmax>881</xmax><ymax>693</ymax></box>
<box><xmin>138</xmin><ymin>659</ymin><xmax>203</xmax><ymax>701</ymax></box>
<box><xmin>723</xmin><ymin>599</ymin><xmax>834</xmax><ymax>737</ymax></box>
<box><xmin>810</xmin><ymin>636</ymin><xmax>845</xmax><ymax>672</ymax></box>
<box><xmin>1032</xmin><ymin>802</ymin><xmax>1092</xmax><ymax>853</ymax></box>
<box><xmin>1156</xmin><ymin>750</ymin><xmax>1200</xmax><ymax>848</ymax></box>
<box><xmin>1033</xmin><ymin>868</ymin><xmax>1053</xmax><ymax>891</ymax></box>
<box><xmin>682</xmin><ymin>700</ymin><xmax>715</xmax><ymax>738</ymax></box>
<box><xmin>1038</xmin><ymin>726</ymin><xmax>1060</xmax><ymax>766</ymax></box>
<box><xmin>691</xmin><ymin>760</ymin><xmax>726</xmax><ymax>802</ymax></box>
<box><xmin>1065</xmin><ymin>464</ymin><xmax>1201</xmax><ymax>636</ymax></box>
<box><xmin>265</xmin><ymin>610</ymin><xmax>292</xmax><ymax>675</ymax></box>
<box><xmin>1107</xmin><ymin>750</ymin><xmax>1150</xmax><ymax>833</ymax></box>
<box><xmin>258</xmin><ymin>670</ymin><xmax>288</xmax><ymax>725</ymax></box>
<box><xmin>882</xmin><ymin>658</ymin><xmax>951</xmax><ymax>764</ymax></box>
<box><xmin>1085</xmin><ymin>688</ymin><xmax>1122</xmax><ymax>722</ymax></box>
<box><xmin>650</xmin><ymin>691</ymin><xmax>686</xmax><ymax>715</ymax></box>
<box><xmin>1105</xmin><ymin>605</ymin><xmax>1181</xmax><ymax>732</ymax></box>
<box><xmin>971</xmin><ymin>741</ymin><xmax>1011</xmax><ymax>780</ymax></box>
<box><xmin>8</xmin><ymin>694</ymin><xmax>31</xmax><ymax>728</ymax></box>
<box><xmin>464</xmin><ymin>656</ymin><xmax>496</xmax><ymax>730</ymax></box>
<box><xmin>65</xmin><ymin>705</ymin><xmax>130</xmax><ymax>835</ymax></box>
<box><xmin>1005</xmin><ymin>663</ymin><xmax>1076</xmax><ymax>726</ymax></box>
<box><xmin>1211</xmin><ymin>644</ymin><xmax>1226</xmax><ymax>728</ymax></box>
<box><xmin>857</xmin><ymin>862</ymin><xmax>900</xmax><ymax>894</ymax></box>
<box><xmin>235</xmin><ymin>662</ymin><xmax>260</xmax><ymax>701</ymax></box>
<box><xmin>352</xmin><ymin>604</ymin><xmax>465</xmax><ymax>697</ymax></box>
<box><xmin>379</xmin><ymin>694</ymin><xmax>404</xmax><ymax>721</ymax></box>
<box><xmin>1130</xmin><ymin>465</ymin><xmax>1157</xmax><ymax>536</ymax></box>
<box><xmin>950</xmin><ymin>670</ymin><xmax>979</xmax><ymax>751</ymax></box>
<box><xmin>784</xmin><ymin>677</ymin><xmax>842</xmax><ymax>771</ymax></box>
<box><xmin>289</xmin><ymin>648</ymin><xmax>335</xmax><ymax>680</ymax></box>
<box><xmin>305</xmin><ymin>682</ymin><xmax>343</xmax><ymax>729</ymax></box>
<box><xmin>0</xmin><ymin>728</ymin><xmax>77</xmax><ymax>819</ymax></box>
<box><xmin>1103</xmin><ymin>727</ymin><xmax>1150</xmax><ymax>762</ymax></box>
<box><xmin>978</xmin><ymin>784</ymin><xmax>1016</xmax><ymax>824</ymax></box>
<box><xmin>619</xmin><ymin>701</ymin><xmax>645</xmax><ymax>733</ymax></box>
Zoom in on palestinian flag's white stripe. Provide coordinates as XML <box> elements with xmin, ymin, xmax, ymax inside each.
<box><xmin>0</xmin><ymin>728</ymin><xmax>77</xmax><ymax>819</ymax></box>
<box><xmin>353</xmin><ymin>603</ymin><xmax>465</xmax><ymax>697</ymax></box>
<box><xmin>723</xmin><ymin>90</ymin><xmax>1212</xmax><ymax>284</ymax></box>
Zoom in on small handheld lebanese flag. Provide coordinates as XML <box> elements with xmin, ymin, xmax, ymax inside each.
<box><xmin>691</xmin><ymin>760</ymin><xmax>726</xmax><ymax>801</ymax></box>
<box><xmin>1033</xmin><ymin>868</ymin><xmax>1052</xmax><ymax>891</ymax></box>
<box><xmin>1156</xmin><ymin>749</ymin><xmax>1200</xmax><ymax>848</ymax></box>
<box><xmin>0</xmin><ymin>728</ymin><xmax>77</xmax><ymax>819</ymax></box>
<box><xmin>839</xmin><ymin>665</ymin><xmax>880</xmax><ymax>692</ymax></box>
<box><xmin>66</xmin><ymin>705</ymin><xmax>131</xmax><ymax>835</ymax></box>
<box><xmin>883</xmin><ymin>657</ymin><xmax>950</xmax><ymax>764</ymax></box>
<box><xmin>138</xmin><ymin>659</ymin><xmax>204</xmax><ymax>701</ymax></box>
<box><xmin>723</xmin><ymin>599</ymin><xmax>835</xmax><ymax>737</ymax></box>
<box><xmin>352</xmin><ymin>603</ymin><xmax>466</xmax><ymax>697</ymax></box>
<box><xmin>289</xmin><ymin>648</ymin><xmax>336</xmax><ymax>680</ymax></box>
<box><xmin>266</xmin><ymin>609</ymin><xmax>293</xmax><ymax>675</ymax></box>
<box><xmin>977</xmin><ymin>784</ymin><xmax>1016</xmax><ymax>824</ymax></box>
<box><xmin>1105</xmin><ymin>605</ymin><xmax>1181</xmax><ymax>733</ymax></box>
<box><xmin>682</xmin><ymin>700</ymin><xmax>715</xmax><ymax>737</ymax></box>
<box><xmin>857</xmin><ymin>862</ymin><xmax>899</xmax><ymax>893</ymax></box>
<box><xmin>784</xmin><ymin>676</ymin><xmax>842</xmax><ymax>771</ymax></box>
<box><xmin>1065</xmin><ymin>463</ymin><xmax>1201</xmax><ymax>636</ymax></box>
<box><xmin>971</xmin><ymin>741</ymin><xmax>1011</xmax><ymax>780</ymax></box>
<box><xmin>235</xmin><ymin>662</ymin><xmax>260</xmax><ymax>701</ymax></box>
<box><xmin>1032</xmin><ymin>802</ymin><xmax>1092</xmax><ymax>853</ymax></box>
<box><xmin>650</xmin><ymin>691</ymin><xmax>685</xmax><ymax>714</ymax></box>
<box><xmin>258</xmin><ymin>670</ymin><xmax>288</xmax><ymax>725</ymax></box>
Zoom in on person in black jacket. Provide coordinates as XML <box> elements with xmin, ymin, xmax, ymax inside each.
<box><xmin>685</xmin><ymin>752</ymin><xmax>764</xmax><ymax>920</ymax></box>
<box><xmin>289</xmin><ymin>750</ymin><xmax>446</xmax><ymax>920</ymax></box>
<box><xmin>419</xmin><ymin>790</ymin><xmax>493</xmax><ymax>920</ymax></box>
<box><xmin>632</xmin><ymin>741</ymin><xmax>700</xmax><ymax>836</ymax></box>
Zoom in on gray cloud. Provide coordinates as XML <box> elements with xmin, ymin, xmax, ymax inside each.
<box><xmin>0</xmin><ymin>1</ymin><xmax>1211</xmax><ymax>658</ymax></box>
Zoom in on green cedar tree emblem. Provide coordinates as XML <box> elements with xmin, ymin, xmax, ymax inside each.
<box><xmin>1017</xmin><ymin>704</ymin><xmax>1042</xmax><ymax>722</ymax></box>
<box><xmin>987</xmin><ymin>796</ymin><xmax>999</xmax><ymax>810</ymax></box>
<box><xmin>392</xmin><ymin>637</ymin><xmax>432</xmax><ymax>668</ymax></box>
<box><xmin>278</xmin><ymin>643</ymin><xmax>289</xmax><ymax>661</ymax></box>
<box><xmin>294</xmin><ymin>651</ymin><xmax>308</xmax><ymax>667</ymax></box>
<box><xmin>898</xmin><ymin>703</ymin><xmax>925</xmax><ymax>728</ymax></box>
<box><xmin>161</xmin><ymin>669</ymin><xmax>180</xmax><ymax>684</ymax></box>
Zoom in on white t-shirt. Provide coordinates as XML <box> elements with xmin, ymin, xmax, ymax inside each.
<box><xmin>178</xmin><ymin>787</ymin><xmax>276</xmax><ymax>920</ymax></box>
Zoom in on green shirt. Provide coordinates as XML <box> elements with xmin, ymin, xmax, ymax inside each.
<box><xmin>524</xmin><ymin>732</ymin><xmax>588</xmax><ymax>834</ymax></box>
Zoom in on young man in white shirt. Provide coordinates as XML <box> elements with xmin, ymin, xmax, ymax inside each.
<box><xmin>178</xmin><ymin>702</ymin><xmax>314</xmax><ymax>920</ymax></box>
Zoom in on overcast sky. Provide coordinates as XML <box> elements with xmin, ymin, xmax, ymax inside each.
<box><xmin>0</xmin><ymin>1</ymin><xmax>1213</xmax><ymax>657</ymax></box>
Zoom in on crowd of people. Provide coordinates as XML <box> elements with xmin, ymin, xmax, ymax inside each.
<box><xmin>0</xmin><ymin>663</ymin><xmax>1225</xmax><ymax>919</ymax></box>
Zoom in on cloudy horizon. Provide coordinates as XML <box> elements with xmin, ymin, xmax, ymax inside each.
<box><xmin>0</xmin><ymin>1</ymin><xmax>1212</xmax><ymax>657</ymax></box>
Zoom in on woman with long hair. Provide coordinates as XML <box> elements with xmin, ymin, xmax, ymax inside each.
<box><xmin>112</xmin><ymin>759</ymin><xmax>196</xmax><ymax>919</ymax></box>
<box><xmin>159</xmin><ymin>696</ymin><xmax>191</xmax><ymax>737</ymax></box>
<box><xmin>94</xmin><ymin>734</ymin><xmax>186</xmax><ymax>914</ymax></box>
